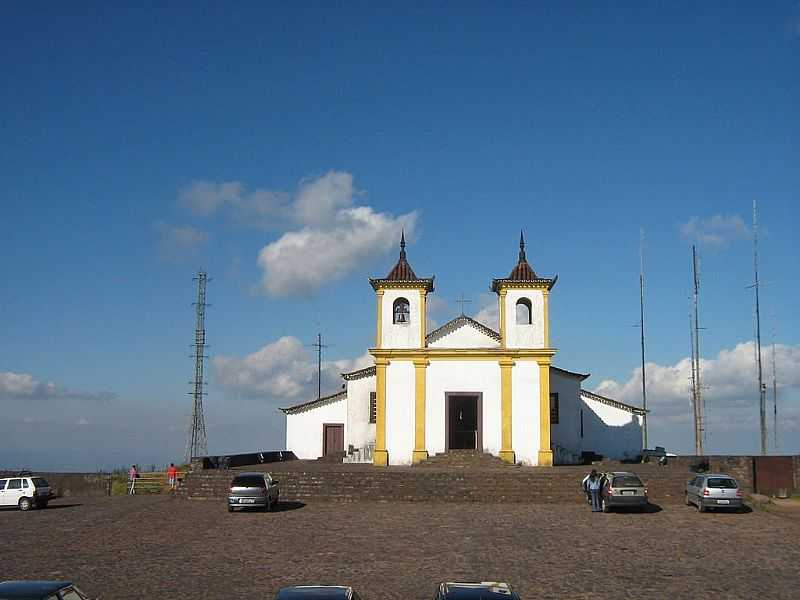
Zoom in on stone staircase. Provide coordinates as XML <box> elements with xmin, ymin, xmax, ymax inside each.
<box><xmin>415</xmin><ymin>450</ymin><xmax>511</xmax><ymax>469</ymax></box>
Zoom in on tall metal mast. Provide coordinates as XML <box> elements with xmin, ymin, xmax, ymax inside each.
<box><xmin>186</xmin><ymin>271</ymin><xmax>209</xmax><ymax>462</ymax></box>
<box><xmin>691</xmin><ymin>245</ymin><xmax>704</xmax><ymax>455</ymax></box>
<box><xmin>310</xmin><ymin>333</ymin><xmax>329</xmax><ymax>401</ymax></box>
<box><xmin>638</xmin><ymin>229</ymin><xmax>648</xmax><ymax>450</ymax></box>
<box><xmin>751</xmin><ymin>200</ymin><xmax>767</xmax><ymax>455</ymax></box>
<box><xmin>689</xmin><ymin>309</ymin><xmax>699</xmax><ymax>454</ymax></box>
<box><xmin>770</xmin><ymin>331</ymin><xmax>778</xmax><ymax>451</ymax></box>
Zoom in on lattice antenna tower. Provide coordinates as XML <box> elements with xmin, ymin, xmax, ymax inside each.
<box><xmin>186</xmin><ymin>271</ymin><xmax>210</xmax><ymax>462</ymax></box>
<box><xmin>749</xmin><ymin>200</ymin><xmax>767</xmax><ymax>455</ymax></box>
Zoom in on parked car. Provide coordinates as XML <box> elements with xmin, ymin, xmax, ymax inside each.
<box><xmin>0</xmin><ymin>580</ymin><xmax>93</xmax><ymax>599</ymax></box>
<box><xmin>434</xmin><ymin>582</ymin><xmax>520</xmax><ymax>600</ymax></box>
<box><xmin>0</xmin><ymin>474</ymin><xmax>52</xmax><ymax>511</ymax></box>
<box><xmin>685</xmin><ymin>473</ymin><xmax>743</xmax><ymax>512</ymax></box>
<box><xmin>227</xmin><ymin>472</ymin><xmax>279</xmax><ymax>512</ymax></box>
<box><xmin>275</xmin><ymin>586</ymin><xmax>362</xmax><ymax>600</ymax></box>
<box><xmin>600</xmin><ymin>471</ymin><xmax>648</xmax><ymax>512</ymax></box>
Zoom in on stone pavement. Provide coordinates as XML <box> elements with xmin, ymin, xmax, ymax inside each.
<box><xmin>1</xmin><ymin>496</ymin><xmax>798</xmax><ymax>599</ymax></box>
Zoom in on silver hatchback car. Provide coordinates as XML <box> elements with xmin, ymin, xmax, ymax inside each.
<box><xmin>685</xmin><ymin>473</ymin><xmax>743</xmax><ymax>512</ymax></box>
<box><xmin>227</xmin><ymin>472</ymin><xmax>279</xmax><ymax>512</ymax></box>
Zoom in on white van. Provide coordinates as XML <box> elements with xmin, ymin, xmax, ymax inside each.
<box><xmin>0</xmin><ymin>475</ymin><xmax>52</xmax><ymax>510</ymax></box>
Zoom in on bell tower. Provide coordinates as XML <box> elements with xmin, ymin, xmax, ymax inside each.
<box><xmin>369</xmin><ymin>231</ymin><xmax>435</xmax><ymax>350</ymax></box>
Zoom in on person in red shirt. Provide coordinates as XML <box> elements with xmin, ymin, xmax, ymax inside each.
<box><xmin>167</xmin><ymin>463</ymin><xmax>178</xmax><ymax>490</ymax></box>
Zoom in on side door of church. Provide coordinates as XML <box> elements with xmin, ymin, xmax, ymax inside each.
<box><xmin>323</xmin><ymin>423</ymin><xmax>344</xmax><ymax>457</ymax></box>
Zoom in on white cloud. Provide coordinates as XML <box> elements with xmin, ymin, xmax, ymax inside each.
<box><xmin>258</xmin><ymin>172</ymin><xmax>417</xmax><ymax>296</ymax></box>
<box><xmin>473</xmin><ymin>295</ymin><xmax>500</xmax><ymax>330</ymax></box>
<box><xmin>154</xmin><ymin>222</ymin><xmax>208</xmax><ymax>261</ymax></box>
<box><xmin>213</xmin><ymin>337</ymin><xmax>372</xmax><ymax>402</ymax></box>
<box><xmin>177</xmin><ymin>171</ymin><xmax>418</xmax><ymax>297</ymax></box>
<box><xmin>594</xmin><ymin>341</ymin><xmax>800</xmax><ymax>433</ymax></box>
<box><xmin>0</xmin><ymin>372</ymin><xmax>115</xmax><ymax>402</ymax></box>
<box><xmin>679</xmin><ymin>214</ymin><xmax>750</xmax><ymax>247</ymax></box>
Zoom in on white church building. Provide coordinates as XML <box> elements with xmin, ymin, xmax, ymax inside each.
<box><xmin>281</xmin><ymin>234</ymin><xmax>645</xmax><ymax>466</ymax></box>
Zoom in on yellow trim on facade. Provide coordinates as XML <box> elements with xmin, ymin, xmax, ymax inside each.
<box><xmin>538</xmin><ymin>359</ymin><xmax>553</xmax><ymax>466</ymax></box>
<box><xmin>376</xmin><ymin>290</ymin><xmax>384</xmax><ymax>349</ymax></box>
<box><xmin>542</xmin><ymin>289</ymin><xmax>550</xmax><ymax>348</ymax></box>
<box><xmin>498</xmin><ymin>289</ymin><xmax>507</xmax><ymax>348</ymax></box>
<box><xmin>412</xmin><ymin>358</ymin><xmax>429</xmax><ymax>464</ymax></box>
<box><xmin>499</xmin><ymin>358</ymin><xmax>515</xmax><ymax>464</ymax></box>
<box><xmin>370</xmin><ymin>348</ymin><xmax>556</xmax><ymax>361</ymax></box>
<box><xmin>373</xmin><ymin>357</ymin><xmax>389</xmax><ymax>466</ymax></box>
<box><xmin>419</xmin><ymin>290</ymin><xmax>427</xmax><ymax>348</ymax></box>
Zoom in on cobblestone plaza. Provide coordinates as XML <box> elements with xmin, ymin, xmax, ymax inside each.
<box><xmin>1</xmin><ymin>496</ymin><xmax>798</xmax><ymax>599</ymax></box>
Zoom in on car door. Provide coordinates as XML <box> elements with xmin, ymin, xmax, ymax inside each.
<box><xmin>0</xmin><ymin>479</ymin><xmax>8</xmax><ymax>506</ymax></box>
<box><xmin>5</xmin><ymin>478</ymin><xmax>24</xmax><ymax>506</ymax></box>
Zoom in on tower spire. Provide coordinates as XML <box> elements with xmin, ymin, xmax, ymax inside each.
<box><xmin>519</xmin><ymin>230</ymin><xmax>526</xmax><ymax>261</ymax></box>
<box><xmin>400</xmin><ymin>229</ymin><xmax>406</xmax><ymax>259</ymax></box>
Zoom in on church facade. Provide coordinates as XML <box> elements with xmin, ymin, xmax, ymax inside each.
<box><xmin>282</xmin><ymin>234</ymin><xmax>645</xmax><ymax>466</ymax></box>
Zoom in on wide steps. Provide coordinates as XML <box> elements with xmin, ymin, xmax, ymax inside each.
<box><xmin>416</xmin><ymin>450</ymin><xmax>510</xmax><ymax>469</ymax></box>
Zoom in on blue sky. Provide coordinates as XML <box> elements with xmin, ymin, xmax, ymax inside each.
<box><xmin>1</xmin><ymin>2</ymin><xmax>798</xmax><ymax>470</ymax></box>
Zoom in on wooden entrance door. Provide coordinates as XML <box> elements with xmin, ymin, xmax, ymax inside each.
<box><xmin>446</xmin><ymin>393</ymin><xmax>482</xmax><ymax>450</ymax></box>
<box><xmin>323</xmin><ymin>423</ymin><xmax>344</xmax><ymax>457</ymax></box>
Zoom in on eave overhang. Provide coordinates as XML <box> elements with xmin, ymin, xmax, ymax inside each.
<box><xmin>369</xmin><ymin>277</ymin><xmax>435</xmax><ymax>292</ymax></box>
<box><xmin>491</xmin><ymin>274</ymin><xmax>558</xmax><ymax>293</ymax></box>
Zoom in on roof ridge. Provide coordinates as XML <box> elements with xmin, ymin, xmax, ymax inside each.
<box><xmin>580</xmin><ymin>388</ymin><xmax>647</xmax><ymax>415</ymax></box>
<box><xmin>426</xmin><ymin>314</ymin><xmax>502</xmax><ymax>344</ymax></box>
<box><xmin>280</xmin><ymin>390</ymin><xmax>346</xmax><ymax>414</ymax></box>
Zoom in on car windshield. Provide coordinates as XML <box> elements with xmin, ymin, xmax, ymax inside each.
<box><xmin>232</xmin><ymin>476</ymin><xmax>265</xmax><ymax>488</ymax></box>
<box><xmin>32</xmin><ymin>477</ymin><xmax>50</xmax><ymax>488</ymax></box>
<box><xmin>706</xmin><ymin>477</ymin><xmax>737</xmax><ymax>489</ymax></box>
<box><xmin>277</xmin><ymin>589</ymin><xmax>348</xmax><ymax>600</ymax></box>
<box><xmin>612</xmin><ymin>475</ymin><xmax>643</xmax><ymax>488</ymax></box>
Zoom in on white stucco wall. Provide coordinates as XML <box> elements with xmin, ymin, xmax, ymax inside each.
<box><xmin>549</xmin><ymin>370</ymin><xmax>583</xmax><ymax>462</ymax></box>
<box><xmin>580</xmin><ymin>393</ymin><xmax>643</xmax><ymax>461</ymax></box>
<box><xmin>285</xmin><ymin>396</ymin><xmax>347</xmax><ymax>460</ymax></box>
<box><xmin>386</xmin><ymin>360</ymin><xmax>415</xmax><ymax>465</ymax></box>
<box><xmin>428</xmin><ymin>324</ymin><xmax>500</xmax><ymax>348</ymax></box>
<box><xmin>511</xmin><ymin>361</ymin><xmax>541</xmax><ymax>465</ymax></box>
<box><xmin>346</xmin><ymin>375</ymin><xmax>376</xmax><ymax>451</ymax></box>
<box><xmin>502</xmin><ymin>289</ymin><xmax>545</xmax><ymax>349</ymax></box>
<box><xmin>425</xmin><ymin>361</ymin><xmax>502</xmax><ymax>457</ymax></box>
<box><xmin>381</xmin><ymin>289</ymin><xmax>423</xmax><ymax>349</ymax></box>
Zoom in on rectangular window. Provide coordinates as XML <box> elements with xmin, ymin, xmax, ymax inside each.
<box><xmin>0</xmin><ymin>479</ymin><xmax>6</xmax><ymax>490</ymax></box>
<box><xmin>550</xmin><ymin>393</ymin><xmax>559</xmax><ymax>424</ymax></box>
<box><xmin>8</xmin><ymin>479</ymin><xmax>22</xmax><ymax>490</ymax></box>
<box><xmin>369</xmin><ymin>392</ymin><xmax>377</xmax><ymax>424</ymax></box>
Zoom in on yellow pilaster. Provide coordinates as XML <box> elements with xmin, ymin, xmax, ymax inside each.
<box><xmin>499</xmin><ymin>289</ymin><xmax>508</xmax><ymax>348</ymax></box>
<box><xmin>538</xmin><ymin>360</ymin><xmax>553</xmax><ymax>466</ymax></box>
<box><xmin>412</xmin><ymin>358</ymin><xmax>429</xmax><ymax>463</ymax></box>
<box><xmin>419</xmin><ymin>290</ymin><xmax>427</xmax><ymax>348</ymax></box>
<box><xmin>373</xmin><ymin>358</ymin><xmax>389</xmax><ymax>466</ymax></box>
<box><xmin>499</xmin><ymin>358</ymin><xmax>515</xmax><ymax>464</ymax></box>
<box><xmin>375</xmin><ymin>290</ymin><xmax>384</xmax><ymax>348</ymax></box>
<box><xmin>542</xmin><ymin>289</ymin><xmax>550</xmax><ymax>348</ymax></box>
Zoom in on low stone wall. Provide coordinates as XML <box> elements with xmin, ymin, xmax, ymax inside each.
<box><xmin>183</xmin><ymin>459</ymin><xmax>730</xmax><ymax>505</ymax></box>
<box><xmin>0</xmin><ymin>472</ymin><xmax>111</xmax><ymax>497</ymax></box>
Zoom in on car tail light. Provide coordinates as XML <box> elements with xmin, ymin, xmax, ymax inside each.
<box><xmin>703</xmin><ymin>489</ymin><xmax>710</xmax><ymax>496</ymax></box>
<box><xmin>644</xmin><ymin>488</ymin><xmax>648</xmax><ymax>495</ymax></box>
<box><xmin>607</xmin><ymin>488</ymin><xmax>614</xmax><ymax>496</ymax></box>
<box><xmin>736</xmin><ymin>489</ymin><xmax>743</xmax><ymax>497</ymax></box>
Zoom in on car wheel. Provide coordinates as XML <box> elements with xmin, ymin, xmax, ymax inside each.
<box><xmin>697</xmin><ymin>500</ymin><xmax>705</xmax><ymax>513</ymax></box>
<box><xmin>18</xmin><ymin>497</ymin><xmax>33</xmax><ymax>511</ymax></box>
<box><xmin>264</xmin><ymin>497</ymin><xmax>271</xmax><ymax>512</ymax></box>
<box><xmin>685</xmin><ymin>493</ymin><xmax>692</xmax><ymax>506</ymax></box>
<box><xmin>228</xmin><ymin>505</ymin><xmax>234</xmax><ymax>513</ymax></box>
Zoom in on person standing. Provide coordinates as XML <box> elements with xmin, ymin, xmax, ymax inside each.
<box><xmin>128</xmin><ymin>464</ymin><xmax>138</xmax><ymax>495</ymax></box>
<box><xmin>167</xmin><ymin>463</ymin><xmax>178</xmax><ymax>491</ymax></box>
<box><xmin>582</xmin><ymin>469</ymin><xmax>598</xmax><ymax>505</ymax></box>
<box><xmin>587</xmin><ymin>471</ymin><xmax>603</xmax><ymax>512</ymax></box>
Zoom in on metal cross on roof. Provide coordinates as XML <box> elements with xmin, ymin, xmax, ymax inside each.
<box><xmin>455</xmin><ymin>293</ymin><xmax>472</xmax><ymax>315</ymax></box>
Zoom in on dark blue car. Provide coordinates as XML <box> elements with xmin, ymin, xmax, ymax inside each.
<box><xmin>0</xmin><ymin>581</ymin><xmax>92</xmax><ymax>600</ymax></box>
